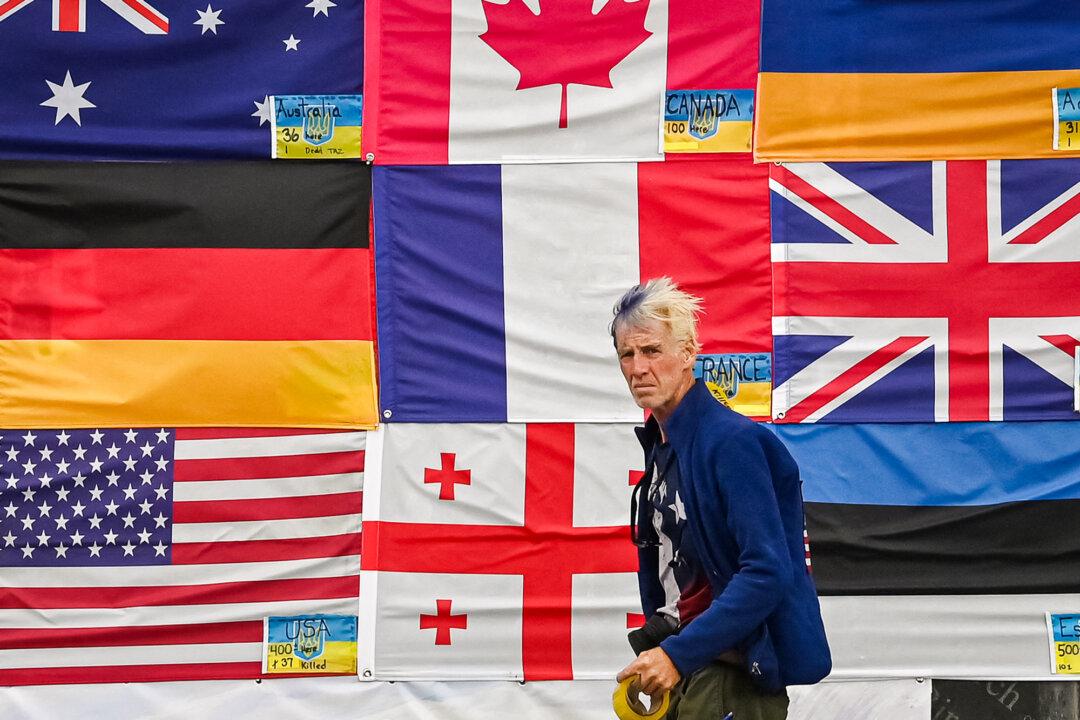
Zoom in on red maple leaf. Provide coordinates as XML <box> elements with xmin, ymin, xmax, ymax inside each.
<box><xmin>479</xmin><ymin>0</ymin><xmax>653</xmax><ymax>129</ymax></box>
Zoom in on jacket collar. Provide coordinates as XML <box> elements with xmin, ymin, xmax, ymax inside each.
<box><xmin>663</xmin><ymin>380</ymin><xmax>711</xmax><ymax>448</ymax></box>
<box><xmin>633</xmin><ymin>380</ymin><xmax>710</xmax><ymax>452</ymax></box>
<box><xmin>634</xmin><ymin>416</ymin><xmax>661</xmax><ymax>452</ymax></box>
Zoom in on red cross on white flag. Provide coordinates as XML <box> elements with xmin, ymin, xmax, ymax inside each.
<box><xmin>424</xmin><ymin>453</ymin><xmax>471</xmax><ymax>501</ymax></box>
<box><xmin>0</xmin><ymin>0</ymin><xmax>169</xmax><ymax>34</ymax></box>
<box><xmin>360</xmin><ymin>423</ymin><xmax>645</xmax><ymax>680</ymax></box>
<box><xmin>419</xmin><ymin>599</ymin><xmax>468</xmax><ymax>645</ymax></box>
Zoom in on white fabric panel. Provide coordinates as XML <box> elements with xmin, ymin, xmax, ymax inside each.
<box><xmin>501</xmin><ymin>163</ymin><xmax>642</xmax><ymax>422</ymax></box>
<box><xmin>823</xmin><ymin>594</ymin><xmax>1080</xmax><ymax>679</ymax></box>
<box><xmin>373</xmin><ymin>423</ymin><xmax>527</xmax><ymax>525</ymax></box>
<box><xmin>447</xmin><ymin>0</ymin><xmax>667</xmax><ymax>163</ymax></box>
<box><xmin>570</xmin><ymin>572</ymin><xmax>641</xmax><ymax>677</ymax></box>
<box><xmin>0</xmin><ymin>677</ymin><xmax>930</xmax><ymax>720</ymax></box>
<box><xmin>366</xmin><ymin>571</ymin><xmax>524</xmax><ymax>681</ymax></box>
<box><xmin>572</xmin><ymin>424</ymin><xmax>643</xmax><ymax>527</ymax></box>
<box><xmin>789</xmin><ymin>679</ymin><xmax>930</xmax><ymax>720</ymax></box>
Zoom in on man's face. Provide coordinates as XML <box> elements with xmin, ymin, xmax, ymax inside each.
<box><xmin>615</xmin><ymin>320</ymin><xmax>695</xmax><ymax>411</ymax></box>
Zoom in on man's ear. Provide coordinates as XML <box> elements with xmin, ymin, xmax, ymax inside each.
<box><xmin>682</xmin><ymin>344</ymin><xmax>697</xmax><ymax>369</ymax></box>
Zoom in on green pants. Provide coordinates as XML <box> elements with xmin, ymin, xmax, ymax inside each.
<box><xmin>665</xmin><ymin>662</ymin><xmax>789</xmax><ymax>720</ymax></box>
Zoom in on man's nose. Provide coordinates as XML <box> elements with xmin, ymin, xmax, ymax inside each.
<box><xmin>630</xmin><ymin>354</ymin><xmax>650</xmax><ymax>376</ymax></box>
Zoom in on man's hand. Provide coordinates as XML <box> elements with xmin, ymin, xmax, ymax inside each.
<box><xmin>617</xmin><ymin>646</ymin><xmax>681</xmax><ymax>697</ymax></box>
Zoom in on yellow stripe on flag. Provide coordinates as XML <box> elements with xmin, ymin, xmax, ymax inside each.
<box><xmin>755</xmin><ymin>69</ymin><xmax>1080</xmax><ymax>161</ymax></box>
<box><xmin>0</xmin><ymin>340</ymin><xmax>378</xmax><ymax>429</ymax></box>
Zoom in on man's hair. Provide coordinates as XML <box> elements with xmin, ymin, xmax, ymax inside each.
<box><xmin>609</xmin><ymin>277</ymin><xmax>703</xmax><ymax>351</ymax></box>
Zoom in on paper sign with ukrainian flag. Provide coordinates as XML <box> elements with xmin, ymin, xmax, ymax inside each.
<box><xmin>272</xmin><ymin>95</ymin><xmax>363</xmax><ymax>159</ymax></box>
<box><xmin>1046</xmin><ymin>613</ymin><xmax>1080</xmax><ymax>674</ymax></box>
<box><xmin>1054</xmin><ymin>88</ymin><xmax>1080</xmax><ymax>151</ymax></box>
<box><xmin>664</xmin><ymin>90</ymin><xmax>754</xmax><ymax>153</ymax></box>
<box><xmin>695</xmin><ymin>353</ymin><xmax>771</xmax><ymax>418</ymax></box>
<box><xmin>264</xmin><ymin>615</ymin><xmax>358</xmax><ymax>675</ymax></box>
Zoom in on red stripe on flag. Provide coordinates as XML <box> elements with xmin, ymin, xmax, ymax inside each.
<box><xmin>0</xmin><ymin>621</ymin><xmax>262</xmax><ymax>650</ymax></box>
<box><xmin>57</xmin><ymin>0</ymin><xmax>81</xmax><ymax>30</ymax></box>
<box><xmin>0</xmin><ymin>0</ymin><xmax>32</xmax><ymax>18</ymax></box>
<box><xmin>173</xmin><ymin>533</ymin><xmax>361</xmax><ymax>564</ymax></box>
<box><xmin>639</xmin><ymin>161</ymin><xmax>772</xmax><ymax>355</ymax></box>
<box><xmin>0</xmin><ymin>662</ymin><xmax>264</xmax><ymax>686</ymax></box>
<box><xmin>175</xmin><ymin>428</ymin><xmax>356</xmax><ymax>440</ymax></box>
<box><xmin>117</xmin><ymin>0</ymin><xmax>168</xmax><ymax>32</ymax></box>
<box><xmin>782</xmin><ymin>336</ymin><xmax>928</xmax><ymax>423</ymax></box>
<box><xmin>774</xmin><ymin>166</ymin><xmax>898</xmax><ymax>245</ymax></box>
<box><xmin>173</xmin><ymin>450</ymin><xmax>364</xmax><ymax>482</ymax></box>
<box><xmin>521</xmin><ymin>423</ymin><xmax>576</xmax><ymax>681</ymax></box>
<box><xmin>367</xmin><ymin>0</ymin><xmax>451</xmax><ymax>163</ymax></box>
<box><xmin>1040</xmin><ymin>334</ymin><xmax>1080</xmax><ymax>357</ymax></box>
<box><xmin>667</xmin><ymin>0</ymin><xmax>757</xmax><ymax>94</ymax></box>
<box><xmin>0</xmin><ymin>248</ymin><xmax>372</xmax><ymax>340</ymax></box>
<box><xmin>1</xmin><ymin>576</ymin><xmax>359</xmax><ymax>610</ymax></box>
<box><xmin>1009</xmin><ymin>193</ymin><xmax>1080</xmax><ymax>245</ymax></box>
<box><xmin>174</xmin><ymin>492</ymin><xmax>363</xmax><ymax>523</ymax></box>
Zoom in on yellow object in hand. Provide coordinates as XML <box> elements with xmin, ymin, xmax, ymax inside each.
<box><xmin>613</xmin><ymin>676</ymin><xmax>671</xmax><ymax>720</ymax></box>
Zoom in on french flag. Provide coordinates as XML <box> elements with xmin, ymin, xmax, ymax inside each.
<box><xmin>373</xmin><ymin>159</ymin><xmax>771</xmax><ymax>422</ymax></box>
<box><xmin>362</xmin><ymin>0</ymin><xmax>760</xmax><ymax>164</ymax></box>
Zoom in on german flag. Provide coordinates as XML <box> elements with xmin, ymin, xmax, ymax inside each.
<box><xmin>0</xmin><ymin>161</ymin><xmax>377</xmax><ymax>429</ymax></box>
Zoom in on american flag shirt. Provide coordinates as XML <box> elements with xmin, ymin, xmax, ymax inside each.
<box><xmin>644</xmin><ymin>438</ymin><xmax>713</xmax><ymax>629</ymax></box>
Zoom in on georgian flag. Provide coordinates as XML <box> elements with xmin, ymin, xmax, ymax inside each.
<box><xmin>359</xmin><ymin>423</ymin><xmax>645</xmax><ymax>680</ymax></box>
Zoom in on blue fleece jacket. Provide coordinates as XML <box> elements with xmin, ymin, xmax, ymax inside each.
<box><xmin>634</xmin><ymin>381</ymin><xmax>831</xmax><ymax>692</ymax></box>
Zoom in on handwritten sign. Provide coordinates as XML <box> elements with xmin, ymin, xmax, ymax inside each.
<box><xmin>263</xmin><ymin>614</ymin><xmax>357</xmax><ymax>674</ymax></box>
<box><xmin>664</xmin><ymin>90</ymin><xmax>753</xmax><ymax>153</ymax></box>
<box><xmin>694</xmin><ymin>353</ymin><xmax>771</xmax><ymax>417</ymax></box>
<box><xmin>1052</xmin><ymin>88</ymin><xmax>1080</xmax><ymax>151</ymax></box>
<box><xmin>271</xmin><ymin>95</ymin><xmax>362</xmax><ymax>159</ymax></box>
<box><xmin>1046</xmin><ymin>613</ymin><xmax>1080</xmax><ymax>674</ymax></box>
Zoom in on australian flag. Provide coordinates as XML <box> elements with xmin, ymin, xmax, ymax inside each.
<box><xmin>0</xmin><ymin>0</ymin><xmax>362</xmax><ymax>160</ymax></box>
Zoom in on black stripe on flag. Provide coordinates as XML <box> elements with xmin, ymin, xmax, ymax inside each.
<box><xmin>806</xmin><ymin>500</ymin><xmax>1080</xmax><ymax>595</ymax></box>
<box><xmin>0</xmin><ymin>161</ymin><xmax>370</xmax><ymax>249</ymax></box>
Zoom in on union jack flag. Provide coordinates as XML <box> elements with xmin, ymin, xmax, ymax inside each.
<box><xmin>770</xmin><ymin>160</ymin><xmax>1080</xmax><ymax>423</ymax></box>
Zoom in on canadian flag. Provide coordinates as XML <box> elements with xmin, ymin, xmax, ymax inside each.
<box><xmin>363</xmin><ymin>0</ymin><xmax>760</xmax><ymax>164</ymax></box>
<box><xmin>359</xmin><ymin>423</ymin><xmax>646</xmax><ymax>680</ymax></box>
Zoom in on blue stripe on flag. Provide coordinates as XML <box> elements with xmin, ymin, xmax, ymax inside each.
<box><xmin>374</xmin><ymin>166</ymin><xmax>508</xmax><ymax>422</ymax></box>
<box><xmin>761</xmin><ymin>0</ymin><xmax>1080</xmax><ymax>73</ymax></box>
<box><xmin>774</xmin><ymin>422</ymin><xmax>1080</xmax><ymax>506</ymax></box>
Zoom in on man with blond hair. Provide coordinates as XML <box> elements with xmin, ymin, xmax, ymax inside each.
<box><xmin>612</xmin><ymin>278</ymin><xmax>831</xmax><ymax>719</ymax></box>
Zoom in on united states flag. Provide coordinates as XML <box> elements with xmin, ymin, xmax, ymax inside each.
<box><xmin>770</xmin><ymin>159</ymin><xmax>1080</xmax><ymax>423</ymax></box>
<box><xmin>0</xmin><ymin>427</ymin><xmax>363</xmax><ymax>685</ymax></box>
